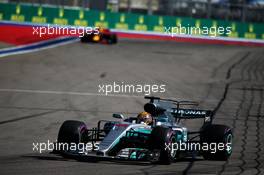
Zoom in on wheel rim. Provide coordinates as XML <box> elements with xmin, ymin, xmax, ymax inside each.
<box><xmin>170</xmin><ymin>136</ymin><xmax>177</xmax><ymax>158</ymax></box>
<box><xmin>226</xmin><ymin>133</ymin><xmax>233</xmax><ymax>154</ymax></box>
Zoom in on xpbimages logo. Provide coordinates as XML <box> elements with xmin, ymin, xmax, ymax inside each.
<box><xmin>164</xmin><ymin>24</ymin><xmax>232</xmax><ymax>37</ymax></box>
<box><xmin>32</xmin><ymin>24</ymin><xmax>99</xmax><ymax>37</ymax></box>
<box><xmin>98</xmin><ymin>82</ymin><xmax>166</xmax><ymax>95</ymax></box>
<box><xmin>32</xmin><ymin>140</ymin><xmax>99</xmax><ymax>154</ymax></box>
<box><xmin>165</xmin><ymin>141</ymin><xmax>232</xmax><ymax>154</ymax></box>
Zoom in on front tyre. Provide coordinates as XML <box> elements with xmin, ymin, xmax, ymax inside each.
<box><xmin>149</xmin><ymin>126</ymin><xmax>176</xmax><ymax>165</ymax></box>
<box><xmin>57</xmin><ymin>120</ymin><xmax>87</xmax><ymax>152</ymax></box>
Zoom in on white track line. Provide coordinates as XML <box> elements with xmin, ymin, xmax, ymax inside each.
<box><xmin>0</xmin><ymin>88</ymin><xmax>254</xmax><ymax>105</ymax></box>
<box><xmin>0</xmin><ymin>88</ymin><xmax>143</xmax><ymax>98</ymax></box>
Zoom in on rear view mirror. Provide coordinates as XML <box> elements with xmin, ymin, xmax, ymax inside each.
<box><xmin>112</xmin><ymin>113</ymin><xmax>125</xmax><ymax>119</ymax></box>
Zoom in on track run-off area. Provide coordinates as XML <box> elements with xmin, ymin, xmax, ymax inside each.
<box><xmin>0</xmin><ymin>38</ymin><xmax>263</xmax><ymax>175</ymax></box>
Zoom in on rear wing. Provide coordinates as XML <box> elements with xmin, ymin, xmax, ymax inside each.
<box><xmin>144</xmin><ymin>96</ymin><xmax>213</xmax><ymax>123</ymax></box>
<box><xmin>171</xmin><ymin>108</ymin><xmax>212</xmax><ymax>123</ymax></box>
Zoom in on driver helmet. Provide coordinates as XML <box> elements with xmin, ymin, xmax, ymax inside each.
<box><xmin>137</xmin><ymin>112</ymin><xmax>152</xmax><ymax>125</ymax></box>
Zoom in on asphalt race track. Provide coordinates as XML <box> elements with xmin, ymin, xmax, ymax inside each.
<box><xmin>0</xmin><ymin>39</ymin><xmax>263</xmax><ymax>175</ymax></box>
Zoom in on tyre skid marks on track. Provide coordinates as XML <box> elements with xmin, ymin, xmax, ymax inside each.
<box><xmin>0</xmin><ymin>110</ymin><xmax>58</xmax><ymax>125</ymax></box>
<box><xmin>218</xmin><ymin>52</ymin><xmax>252</xmax><ymax>175</ymax></box>
<box><xmin>253</xmin><ymin>52</ymin><xmax>264</xmax><ymax>175</ymax></box>
<box><xmin>261</xmin><ymin>52</ymin><xmax>264</xmax><ymax>80</ymax></box>
<box><xmin>200</xmin><ymin>52</ymin><xmax>246</xmax><ymax>107</ymax></box>
<box><xmin>255</xmin><ymin>89</ymin><xmax>263</xmax><ymax>175</ymax></box>
<box><xmin>220</xmin><ymin>52</ymin><xmax>263</xmax><ymax>175</ymax></box>
<box><xmin>181</xmin><ymin>52</ymin><xmax>252</xmax><ymax>174</ymax></box>
<box><xmin>184</xmin><ymin>51</ymin><xmax>263</xmax><ymax>174</ymax></box>
<box><xmin>238</xmin><ymin>89</ymin><xmax>255</xmax><ymax>175</ymax></box>
<box><xmin>253</xmin><ymin>53</ymin><xmax>263</xmax><ymax>82</ymax></box>
<box><xmin>247</xmin><ymin>53</ymin><xmax>263</xmax><ymax>175</ymax></box>
<box><xmin>212</xmin><ymin>52</ymin><xmax>250</xmax><ymax>116</ymax></box>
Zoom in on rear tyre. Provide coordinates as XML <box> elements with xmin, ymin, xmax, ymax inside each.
<box><xmin>80</xmin><ymin>33</ymin><xmax>93</xmax><ymax>43</ymax></box>
<box><xmin>149</xmin><ymin>126</ymin><xmax>176</xmax><ymax>165</ymax></box>
<box><xmin>200</xmin><ymin>124</ymin><xmax>233</xmax><ymax>160</ymax></box>
<box><xmin>80</xmin><ymin>34</ymin><xmax>88</xmax><ymax>42</ymax></box>
<box><xmin>57</xmin><ymin>120</ymin><xmax>87</xmax><ymax>152</ymax></box>
<box><xmin>108</xmin><ymin>34</ymin><xmax>117</xmax><ymax>44</ymax></box>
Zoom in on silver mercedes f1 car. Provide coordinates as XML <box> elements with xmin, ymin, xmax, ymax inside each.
<box><xmin>54</xmin><ymin>96</ymin><xmax>233</xmax><ymax>164</ymax></box>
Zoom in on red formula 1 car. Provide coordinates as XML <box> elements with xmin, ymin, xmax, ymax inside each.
<box><xmin>80</xmin><ymin>28</ymin><xmax>118</xmax><ymax>44</ymax></box>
